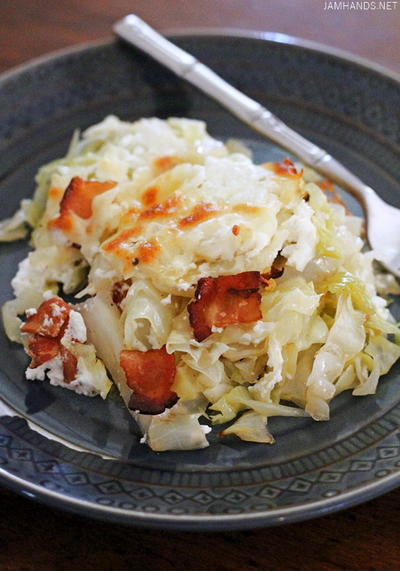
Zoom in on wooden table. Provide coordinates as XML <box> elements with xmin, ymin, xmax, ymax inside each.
<box><xmin>1</xmin><ymin>2</ymin><xmax>399</xmax><ymax>569</ymax></box>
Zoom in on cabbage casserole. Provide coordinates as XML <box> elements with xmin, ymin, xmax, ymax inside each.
<box><xmin>1</xmin><ymin>116</ymin><xmax>400</xmax><ymax>451</ymax></box>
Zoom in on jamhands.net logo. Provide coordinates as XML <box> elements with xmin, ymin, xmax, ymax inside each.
<box><xmin>324</xmin><ymin>1</ymin><xmax>398</xmax><ymax>9</ymax></box>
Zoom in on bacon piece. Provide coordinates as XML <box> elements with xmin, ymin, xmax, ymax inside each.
<box><xmin>23</xmin><ymin>298</ymin><xmax>81</xmax><ymax>383</ymax></box>
<box><xmin>21</xmin><ymin>298</ymin><xmax>70</xmax><ymax>338</ymax></box>
<box><xmin>188</xmin><ymin>272</ymin><xmax>262</xmax><ymax>342</ymax></box>
<box><xmin>49</xmin><ymin>177</ymin><xmax>116</xmax><ymax>231</ymax></box>
<box><xmin>112</xmin><ymin>279</ymin><xmax>132</xmax><ymax>309</ymax></box>
<box><xmin>59</xmin><ymin>177</ymin><xmax>116</xmax><ymax>219</ymax></box>
<box><xmin>262</xmin><ymin>253</ymin><xmax>286</xmax><ymax>281</ymax></box>
<box><xmin>59</xmin><ymin>345</ymin><xmax>78</xmax><ymax>384</ymax></box>
<box><xmin>26</xmin><ymin>337</ymin><xmax>77</xmax><ymax>382</ymax></box>
<box><xmin>120</xmin><ymin>347</ymin><xmax>178</xmax><ymax>415</ymax></box>
<box><xmin>27</xmin><ymin>335</ymin><xmax>60</xmax><ymax>368</ymax></box>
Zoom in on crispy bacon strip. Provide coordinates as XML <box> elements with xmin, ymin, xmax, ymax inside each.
<box><xmin>112</xmin><ymin>279</ymin><xmax>132</xmax><ymax>309</ymax></box>
<box><xmin>59</xmin><ymin>345</ymin><xmax>78</xmax><ymax>383</ymax></box>
<box><xmin>26</xmin><ymin>335</ymin><xmax>78</xmax><ymax>382</ymax></box>
<box><xmin>22</xmin><ymin>297</ymin><xmax>79</xmax><ymax>383</ymax></box>
<box><xmin>27</xmin><ymin>335</ymin><xmax>60</xmax><ymax>368</ymax></box>
<box><xmin>188</xmin><ymin>272</ymin><xmax>262</xmax><ymax>342</ymax></box>
<box><xmin>120</xmin><ymin>347</ymin><xmax>178</xmax><ymax>415</ymax></box>
<box><xmin>262</xmin><ymin>253</ymin><xmax>286</xmax><ymax>281</ymax></box>
<box><xmin>21</xmin><ymin>298</ymin><xmax>70</xmax><ymax>337</ymax></box>
<box><xmin>49</xmin><ymin>177</ymin><xmax>116</xmax><ymax>231</ymax></box>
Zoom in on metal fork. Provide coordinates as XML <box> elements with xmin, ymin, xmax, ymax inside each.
<box><xmin>114</xmin><ymin>14</ymin><xmax>400</xmax><ymax>278</ymax></box>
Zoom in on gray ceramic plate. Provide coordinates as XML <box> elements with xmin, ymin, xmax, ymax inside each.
<box><xmin>0</xmin><ymin>32</ymin><xmax>399</xmax><ymax>531</ymax></box>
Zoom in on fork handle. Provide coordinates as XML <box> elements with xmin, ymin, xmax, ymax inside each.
<box><xmin>114</xmin><ymin>14</ymin><xmax>377</xmax><ymax>209</ymax></box>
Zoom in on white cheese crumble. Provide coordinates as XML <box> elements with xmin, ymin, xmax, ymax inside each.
<box><xmin>25</xmin><ymin>356</ymin><xmax>63</xmax><ymax>383</ymax></box>
<box><xmin>25</xmin><ymin>355</ymin><xmax>99</xmax><ymax>397</ymax></box>
<box><xmin>72</xmin><ymin>356</ymin><xmax>103</xmax><ymax>396</ymax></box>
<box><xmin>43</xmin><ymin>289</ymin><xmax>55</xmax><ymax>300</ymax></box>
<box><xmin>201</xmin><ymin>424</ymin><xmax>212</xmax><ymax>435</ymax></box>
<box><xmin>42</xmin><ymin>315</ymin><xmax>54</xmax><ymax>328</ymax></box>
<box><xmin>25</xmin><ymin>308</ymin><xmax>37</xmax><ymax>317</ymax></box>
<box><xmin>50</xmin><ymin>302</ymin><xmax>66</xmax><ymax>317</ymax></box>
<box><xmin>93</xmin><ymin>268</ymin><xmax>116</xmax><ymax>280</ymax></box>
<box><xmin>62</xmin><ymin>310</ymin><xmax>87</xmax><ymax>343</ymax></box>
<box><xmin>176</xmin><ymin>281</ymin><xmax>192</xmax><ymax>291</ymax></box>
<box><xmin>11</xmin><ymin>258</ymin><xmax>32</xmax><ymax>297</ymax></box>
<box><xmin>211</xmin><ymin>325</ymin><xmax>223</xmax><ymax>333</ymax></box>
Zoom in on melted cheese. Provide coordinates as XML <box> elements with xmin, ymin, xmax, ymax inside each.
<box><xmin>43</xmin><ymin>117</ymin><xmax>308</xmax><ymax>295</ymax></box>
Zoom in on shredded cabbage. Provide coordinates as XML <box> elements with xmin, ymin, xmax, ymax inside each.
<box><xmin>1</xmin><ymin>115</ymin><xmax>399</xmax><ymax>451</ymax></box>
<box><xmin>220</xmin><ymin>411</ymin><xmax>274</xmax><ymax>444</ymax></box>
<box><xmin>142</xmin><ymin>400</ymin><xmax>210</xmax><ymax>452</ymax></box>
<box><xmin>305</xmin><ymin>294</ymin><xmax>366</xmax><ymax>420</ymax></box>
<box><xmin>0</xmin><ymin>201</ymin><xmax>31</xmax><ymax>242</ymax></box>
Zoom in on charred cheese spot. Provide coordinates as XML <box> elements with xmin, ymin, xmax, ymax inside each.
<box><xmin>49</xmin><ymin>210</ymin><xmax>73</xmax><ymax>232</ymax></box>
<box><xmin>263</xmin><ymin>158</ymin><xmax>302</xmax><ymax>178</ymax></box>
<box><xmin>48</xmin><ymin>187</ymin><xmax>62</xmax><ymax>200</ymax></box>
<box><xmin>139</xmin><ymin>195</ymin><xmax>181</xmax><ymax>221</ymax></box>
<box><xmin>103</xmin><ymin>226</ymin><xmax>141</xmax><ymax>252</ymax></box>
<box><xmin>120</xmin><ymin>206</ymin><xmax>140</xmax><ymax>226</ymax></box>
<box><xmin>153</xmin><ymin>155</ymin><xmax>181</xmax><ymax>173</ymax></box>
<box><xmin>136</xmin><ymin>239</ymin><xmax>161</xmax><ymax>264</ymax></box>
<box><xmin>141</xmin><ymin>186</ymin><xmax>159</xmax><ymax>207</ymax></box>
<box><xmin>232</xmin><ymin>225</ymin><xmax>240</xmax><ymax>236</ymax></box>
<box><xmin>102</xmin><ymin>226</ymin><xmax>142</xmax><ymax>271</ymax></box>
<box><xmin>232</xmin><ymin>204</ymin><xmax>262</xmax><ymax>215</ymax></box>
<box><xmin>178</xmin><ymin>202</ymin><xmax>218</xmax><ymax>228</ymax></box>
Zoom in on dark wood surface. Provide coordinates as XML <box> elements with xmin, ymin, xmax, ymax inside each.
<box><xmin>1</xmin><ymin>2</ymin><xmax>399</xmax><ymax>569</ymax></box>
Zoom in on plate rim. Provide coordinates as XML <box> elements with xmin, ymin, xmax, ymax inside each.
<box><xmin>1</xmin><ymin>28</ymin><xmax>399</xmax><ymax>85</ymax></box>
<box><xmin>1</xmin><ymin>463</ymin><xmax>399</xmax><ymax>531</ymax></box>
<box><xmin>0</xmin><ymin>30</ymin><xmax>399</xmax><ymax>530</ymax></box>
